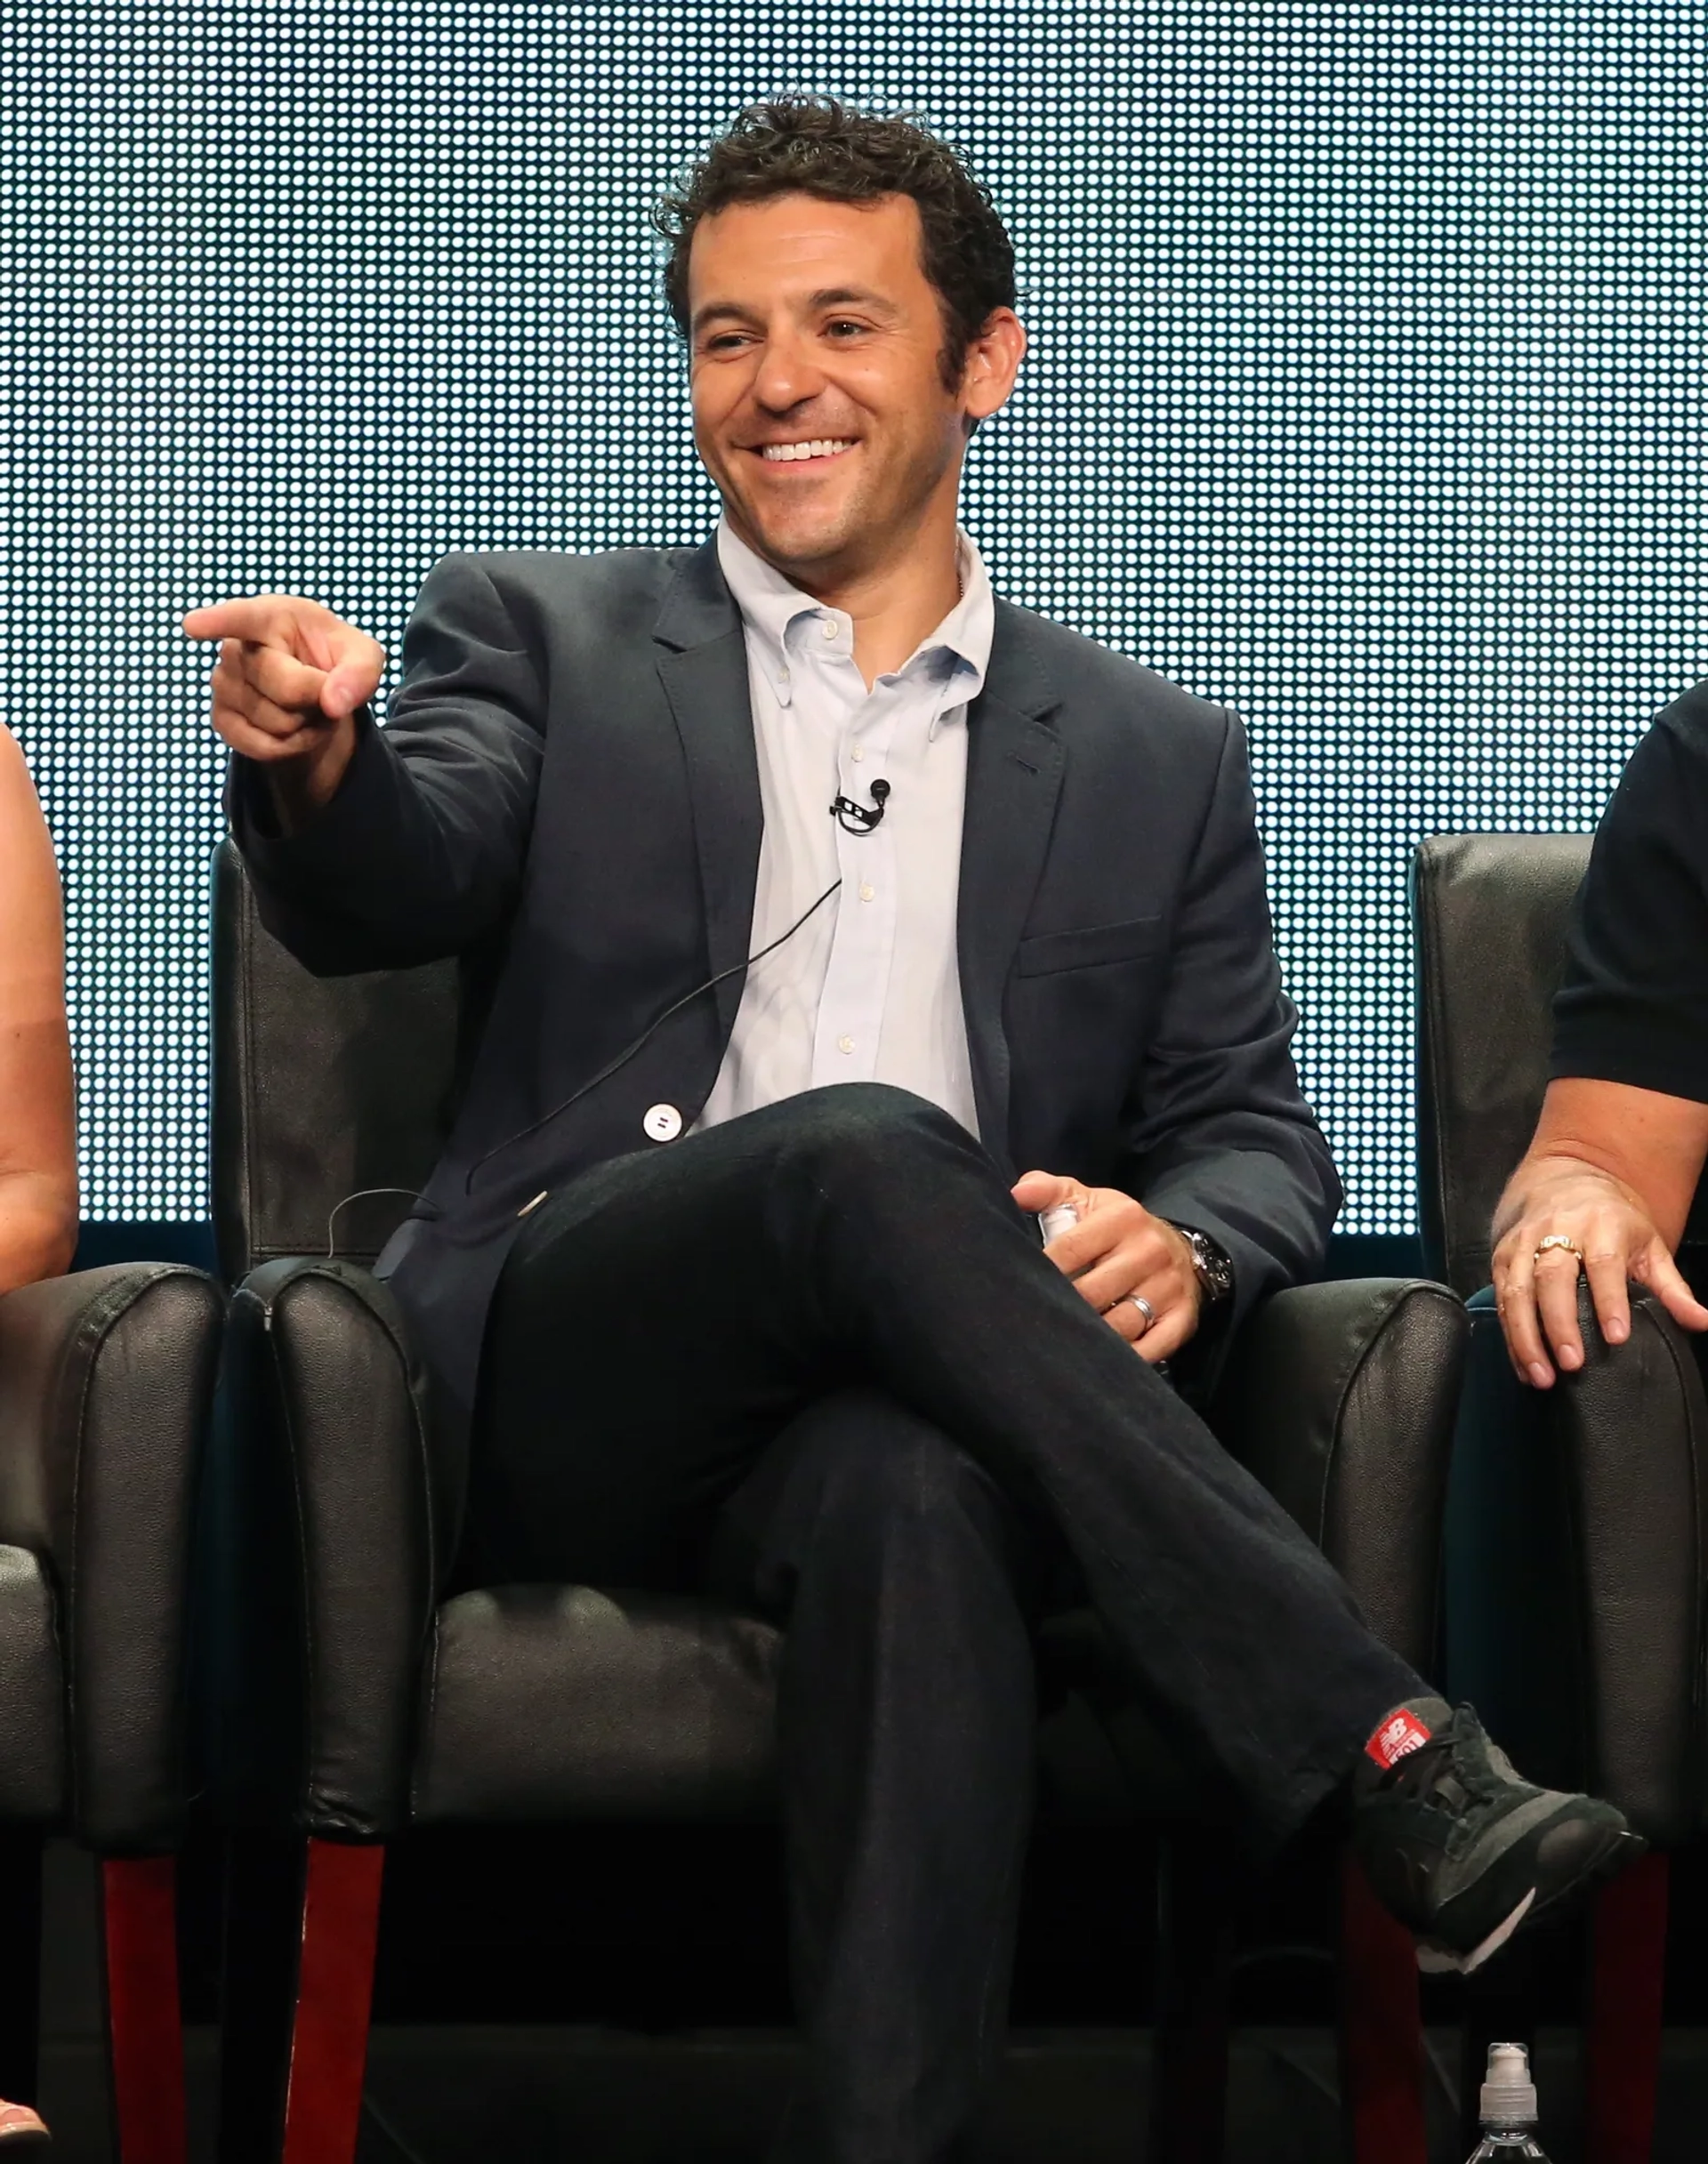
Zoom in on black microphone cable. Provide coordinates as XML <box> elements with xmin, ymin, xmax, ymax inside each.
<box><xmin>461</xmin><ymin>874</ymin><xmax>843</xmax><ymax>1195</ymax></box>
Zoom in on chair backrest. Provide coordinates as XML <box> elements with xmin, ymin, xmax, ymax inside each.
<box><xmin>212</xmin><ymin>841</ymin><xmax>463</xmax><ymax>1280</ymax></box>
<box><xmin>1412</xmin><ymin>833</ymin><xmax>1591</xmax><ymax>1296</ymax></box>
<box><xmin>214</xmin><ymin>825</ymin><xmax>1594</xmax><ymax>1296</ymax></box>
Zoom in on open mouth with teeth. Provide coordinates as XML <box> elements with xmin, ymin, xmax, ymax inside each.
<box><xmin>756</xmin><ymin>438</ymin><xmax>857</xmax><ymax>463</ymax></box>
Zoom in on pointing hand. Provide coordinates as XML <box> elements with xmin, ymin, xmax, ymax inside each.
<box><xmin>181</xmin><ymin>593</ymin><xmax>384</xmax><ymax>821</ymax></box>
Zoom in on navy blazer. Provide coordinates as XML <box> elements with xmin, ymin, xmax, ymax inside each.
<box><xmin>231</xmin><ymin>539</ymin><xmax>1341</xmax><ymax>1428</ymax></box>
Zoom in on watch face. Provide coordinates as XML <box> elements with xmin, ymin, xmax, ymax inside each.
<box><xmin>1186</xmin><ymin>1229</ymin><xmax>1234</xmax><ymax>1300</ymax></box>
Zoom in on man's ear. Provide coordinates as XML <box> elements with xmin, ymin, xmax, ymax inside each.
<box><xmin>962</xmin><ymin>309</ymin><xmax>1027</xmax><ymax>427</ymax></box>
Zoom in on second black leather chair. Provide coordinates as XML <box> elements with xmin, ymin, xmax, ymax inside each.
<box><xmin>1414</xmin><ymin>832</ymin><xmax>1707</xmax><ymax>2164</ymax></box>
<box><xmin>206</xmin><ymin>840</ymin><xmax>1467</xmax><ymax>2164</ymax></box>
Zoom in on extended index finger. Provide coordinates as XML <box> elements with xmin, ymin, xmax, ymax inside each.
<box><xmin>181</xmin><ymin>598</ymin><xmax>307</xmax><ymax>646</ymax></box>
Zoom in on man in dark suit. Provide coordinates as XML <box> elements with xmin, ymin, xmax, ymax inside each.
<box><xmin>187</xmin><ymin>95</ymin><xmax>1633</xmax><ymax>2164</ymax></box>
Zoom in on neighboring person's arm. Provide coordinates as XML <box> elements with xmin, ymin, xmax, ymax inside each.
<box><xmin>1493</xmin><ymin>686</ymin><xmax>1708</xmax><ymax>1385</ymax></box>
<box><xmin>0</xmin><ymin>725</ymin><xmax>77</xmax><ymax>1291</ymax></box>
<box><xmin>183</xmin><ymin>557</ymin><xmax>544</xmax><ymax>974</ymax></box>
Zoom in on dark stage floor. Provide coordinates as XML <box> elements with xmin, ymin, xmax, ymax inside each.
<box><xmin>37</xmin><ymin>1825</ymin><xmax>1708</xmax><ymax>2160</ymax></box>
<box><xmin>31</xmin><ymin>2023</ymin><xmax>1708</xmax><ymax>2163</ymax></box>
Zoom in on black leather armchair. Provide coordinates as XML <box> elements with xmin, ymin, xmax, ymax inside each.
<box><xmin>0</xmin><ymin>1259</ymin><xmax>223</xmax><ymax>2160</ymax></box>
<box><xmin>206</xmin><ymin>839</ymin><xmax>1468</xmax><ymax>2164</ymax></box>
<box><xmin>1414</xmin><ymin>833</ymin><xmax>1707</xmax><ymax>2164</ymax></box>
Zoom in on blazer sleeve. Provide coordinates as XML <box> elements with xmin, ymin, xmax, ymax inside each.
<box><xmin>1114</xmin><ymin>709</ymin><xmax>1342</xmax><ymax>1334</ymax></box>
<box><xmin>226</xmin><ymin>552</ymin><xmax>546</xmax><ymax>974</ymax></box>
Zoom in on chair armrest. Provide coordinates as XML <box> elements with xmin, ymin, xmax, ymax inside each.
<box><xmin>1209</xmin><ymin>1278</ymin><xmax>1468</xmax><ymax>1673</ymax></box>
<box><xmin>207</xmin><ymin>1258</ymin><xmax>455</xmax><ymax>1838</ymax></box>
<box><xmin>1549</xmin><ymin>1282</ymin><xmax>1708</xmax><ymax>1841</ymax></box>
<box><xmin>0</xmin><ymin>1264</ymin><xmax>224</xmax><ymax>1849</ymax></box>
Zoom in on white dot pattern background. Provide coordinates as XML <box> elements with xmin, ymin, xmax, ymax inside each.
<box><xmin>4</xmin><ymin>1</ymin><xmax>1704</xmax><ymax>1227</ymax></box>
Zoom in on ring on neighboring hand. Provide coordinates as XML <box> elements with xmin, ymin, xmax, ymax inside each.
<box><xmin>1534</xmin><ymin>1235</ymin><xmax>1585</xmax><ymax>1265</ymax></box>
<box><xmin>1128</xmin><ymin>1294</ymin><xmax>1156</xmax><ymax>1331</ymax></box>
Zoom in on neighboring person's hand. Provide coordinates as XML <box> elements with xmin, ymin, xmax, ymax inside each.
<box><xmin>1492</xmin><ymin>1155</ymin><xmax>1708</xmax><ymax>1389</ymax></box>
<box><xmin>1011</xmin><ymin>1170</ymin><xmax>1201</xmax><ymax>1362</ymax></box>
<box><xmin>1491</xmin><ymin>1079</ymin><xmax>1708</xmax><ymax>1387</ymax></box>
<box><xmin>181</xmin><ymin>594</ymin><xmax>385</xmax><ymax>827</ymax></box>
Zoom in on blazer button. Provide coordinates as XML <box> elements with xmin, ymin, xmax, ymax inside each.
<box><xmin>643</xmin><ymin>1103</ymin><xmax>683</xmax><ymax>1143</ymax></box>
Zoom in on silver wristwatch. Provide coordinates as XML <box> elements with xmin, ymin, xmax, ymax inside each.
<box><xmin>1166</xmin><ymin>1222</ymin><xmax>1236</xmax><ymax>1306</ymax></box>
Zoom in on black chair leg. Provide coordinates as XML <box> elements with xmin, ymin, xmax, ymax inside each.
<box><xmin>216</xmin><ymin>1830</ymin><xmax>303</xmax><ymax>2163</ymax></box>
<box><xmin>0</xmin><ymin>1825</ymin><xmax>43</xmax><ymax>2106</ymax></box>
<box><xmin>1148</xmin><ymin>1829</ymin><xmax>1236</xmax><ymax>2164</ymax></box>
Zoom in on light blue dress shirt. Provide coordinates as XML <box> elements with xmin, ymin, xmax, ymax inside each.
<box><xmin>696</xmin><ymin>517</ymin><xmax>995</xmax><ymax>1139</ymax></box>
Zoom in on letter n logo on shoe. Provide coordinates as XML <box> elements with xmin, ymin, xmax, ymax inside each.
<box><xmin>1366</xmin><ymin>1709</ymin><xmax>1432</xmax><ymax>1770</ymax></box>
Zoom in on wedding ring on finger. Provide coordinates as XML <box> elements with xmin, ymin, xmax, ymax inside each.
<box><xmin>1128</xmin><ymin>1294</ymin><xmax>1156</xmax><ymax>1332</ymax></box>
<box><xmin>1533</xmin><ymin>1235</ymin><xmax>1585</xmax><ymax>1267</ymax></box>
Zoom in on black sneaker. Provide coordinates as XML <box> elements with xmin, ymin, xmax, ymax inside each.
<box><xmin>1352</xmin><ymin>1698</ymin><xmax>1644</xmax><ymax>1974</ymax></box>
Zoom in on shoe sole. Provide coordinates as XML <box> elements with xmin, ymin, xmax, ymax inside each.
<box><xmin>1414</xmin><ymin>1824</ymin><xmax>1647</xmax><ymax>1975</ymax></box>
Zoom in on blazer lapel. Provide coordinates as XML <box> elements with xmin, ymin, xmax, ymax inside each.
<box><xmin>653</xmin><ymin>540</ymin><xmax>764</xmax><ymax>1045</ymax></box>
<box><xmin>959</xmin><ymin>604</ymin><xmax>1064</xmax><ymax>1164</ymax></box>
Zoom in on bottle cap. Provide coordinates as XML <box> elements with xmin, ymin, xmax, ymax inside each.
<box><xmin>1479</xmin><ymin>2041</ymin><xmax>1538</xmax><ymax>2127</ymax></box>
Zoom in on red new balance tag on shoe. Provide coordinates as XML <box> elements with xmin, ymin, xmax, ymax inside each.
<box><xmin>1366</xmin><ymin>1708</ymin><xmax>1432</xmax><ymax>1769</ymax></box>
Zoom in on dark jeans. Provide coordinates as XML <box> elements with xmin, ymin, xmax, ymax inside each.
<box><xmin>471</xmin><ymin>1084</ymin><xmax>1419</xmax><ymax>2164</ymax></box>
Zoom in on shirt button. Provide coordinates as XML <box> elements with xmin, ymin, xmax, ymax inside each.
<box><xmin>837</xmin><ymin>1034</ymin><xmax>855</xmax><ymax>1055</ymax></box>
<box><xmin>850</xmin><ymin>744</ymin><xmax>864</xmax><ymax>761</ymax></box>
<box><xmin>821</xmin><ymin>618</ymin><xmax>838</xmax><ymax>640</ymax></box>
<box><xmin>643</xmin><ymin>1103</ymin><xmax>683</xmax><ymax>1142</ymax></box>
<box><xmin>859</xmin><ymin>882</ymin><xmax>874</xmax><ymax>902</ymax></box>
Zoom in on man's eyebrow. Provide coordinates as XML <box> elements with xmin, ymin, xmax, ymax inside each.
<box><xmin>690</xmin><ymin>286</ymin><xmax>902</xmax><ymax>337</ymax></box>
<box><xmin>806</xmin><ymin>286</ymin><xmax>900</xmax><ymax>319</ymax></box>
<box><xmin>690</xmin><ymin>300</ymin><xmax>762</xmax><ymax>337</ymax></box>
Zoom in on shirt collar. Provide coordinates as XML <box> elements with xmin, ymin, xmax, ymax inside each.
<box><xmin>716</xmin><ymin>516</ymin><xmax>995</xmax><ymax>714</ymax></box>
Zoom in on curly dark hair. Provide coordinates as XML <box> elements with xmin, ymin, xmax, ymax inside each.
<box><xmin>652</xmin><ymin>96</ymin><xmax>1017</xmax><ymax>390</ymax></box>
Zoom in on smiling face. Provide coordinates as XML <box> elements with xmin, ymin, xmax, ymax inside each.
<box><xmin>688</xmin><ymin>192</ymin><xmax>1019</xmax><ymax>589</ymax></box>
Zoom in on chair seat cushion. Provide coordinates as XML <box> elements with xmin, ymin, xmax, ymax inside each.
<box><xmin>0</xmin><ymin>1546</ymin><xmax>64</xmax><ymax>1821</ymax></box>
<box><xmin>412</xmin><ymin>1586</ymin><xmax>783</xmax><ymax>1825</ymax></box>
<box><xmin>411</xmin><ymin>1586</ymin><xmax>1203</xmax><ymax>1830</ymax></box>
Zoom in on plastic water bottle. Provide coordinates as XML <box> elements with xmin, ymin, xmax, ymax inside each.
<box><xmin>1466</xmin><ymin>2042</ymin><xmax>1551</xmax><ymax>2160</ymax></box>
<box><xmin>1037</xmin><ymin>1202</ymin><xmax>1080</xmax><ymax>1245</ymax></box>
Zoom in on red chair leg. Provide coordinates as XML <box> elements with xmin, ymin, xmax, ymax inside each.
<box><xmin>279</xmin><ymin>1838</ymin><xmax>385</xmax><ymax>2164</ymax></box>
<box><xmin>102</xmin><ymin>1854</ymin><xmax>187</xmax><ymax>2164</ymax></box>
<box><xmin>1339</xmin><ymin>1854</ymin><xmax>1427</xmax><ymax>2164</ymax></box>
<box><xmin>1583</xmin><ymin>1848</ymin><xmax>1668</xmax><ymax>2164</ymax></box>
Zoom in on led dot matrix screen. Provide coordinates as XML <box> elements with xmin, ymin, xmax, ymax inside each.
<box><xmin>6</xmin><ymin>2</ymin><xmax>1704</xmax><ymax>1227</ymax></box>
